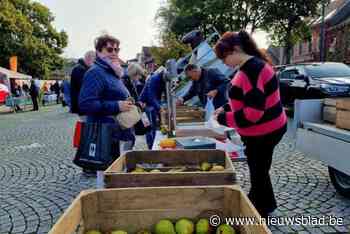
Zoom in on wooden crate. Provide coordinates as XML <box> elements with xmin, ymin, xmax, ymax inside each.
<box><xmin>336</xmin><ymin>110</ymin><xmax>350</xmax><ymax>130</ymax></box>
<box><xmin>174</xmin><ymin>108</ymin><xmax>204</xmax><ymax>118</ymax></box>
<box><xmin>104</xmin><ymin>150</ymin><xmax>235</xmax><ymax>188</ymax></box>
<box><xmin>163</xmin><ymin>106</ymin><xmax>205</xmax><ymax>124</ymax></box>
<box><xmin>324</xmin><ymin>98</ymin><xmax>337</xmax><ymax>107</ymax></box>
<box><xmin>176</xmin><ymin>128</ymin><xmax>227</xmax><ymax>141</ymax></box>
<box><xmin>49</xmin><ymin>186</ymin><xmax>271</xmax><ymax>234</ymax></box>
<box><xmin>323</xmin><ymin>106</ymin><xmax>337</xmax><ymax>123</ymax></box>
<box><xmin>336</xmin><ymin>98</ymin><xmax>350</xmax><ymax>111</ymax></box>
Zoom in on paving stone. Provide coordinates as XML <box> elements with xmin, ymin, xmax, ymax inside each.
<box><xmin>298</xmin><ymin>231</ymin><xmax>311</xmax><ymax>234</ymax></box>
<box><xmin>334</xmin><ymin>225</ymin><xmax>349</xmax><ymax>233</ymax></box>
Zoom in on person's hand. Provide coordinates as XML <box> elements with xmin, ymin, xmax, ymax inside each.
<box><xmin>207</xmin><ymin>89</ymin><xmax>218</xmax><ymax>98</ymax></box>
<box><xmin>160</xmin><ymin>108</ymin><xmax>166</xmax><ymax>114</ymax></box>
<box><xmin>138</xmin><ymin>102</ymin><xmax>146</xmax><ymax>109</ymax></box>
<box><xmin>118</xmin><ymin>100</ymin><xmax>133</xmax><ymax>112</ymax></box>
<box><xmin>176</xmin><ymin>98</ymin><xmax>184</xmax><ymax>106</ymax></box>
<box><xmin>214</xmin><ymin>107</ymin><xmax>224</xmax><ymax>116</ymax></box>
<box><xmin>213</xmin><ymin>107</ymin><xmax>224</xmax><ymax>122</ymax></box>
<box><xmin>111</xmin><ymin>58</ymin><xmax>124</xmax><ymax>78</ymax></box>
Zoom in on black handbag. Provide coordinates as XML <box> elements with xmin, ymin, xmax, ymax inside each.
<box><xmin>73</xmin><ymin>122</ymin><xmax>119</xmax><ymax>171</ymax></box>
<box><xmin>134</xmin><ymin>112</ymin><xmax>152</xmax><ymax>135</ymax></box>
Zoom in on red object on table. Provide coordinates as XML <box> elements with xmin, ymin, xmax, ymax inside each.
<box><xmin>0</xmin><ymin>91</ymin><xmax>8</xmax><ymax>103</ymax></box>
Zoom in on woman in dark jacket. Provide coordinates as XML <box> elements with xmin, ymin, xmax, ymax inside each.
<box><xmin>139</xmin><ymin>69</ymin><xmax>166</xmax><ymax>149</ymax></box>
<box><xmin>79</xmin><ymin>34</ymin><xmax>135</xmax><ymax>165</ymax></box>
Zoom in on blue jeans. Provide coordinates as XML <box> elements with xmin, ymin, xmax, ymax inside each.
<box><xmin>145</xmin><ymin>107</ymin><xmax>157</xmax><ymax>149</ymax></box>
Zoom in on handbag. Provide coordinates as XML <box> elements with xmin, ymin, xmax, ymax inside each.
<box><xmin>115</xmin><ymin>105</ymin><xmax>141</xmax><ymax>129</ymax></box>
<box><xmin>73</xmin><ymin>121</ymin><xmax>84</xmax><ymax>148</ymax></box>
<box><xmin>134</xmin><ymin>112</ymin><xmax>152</xmax><ymax>135</ymax></box>
<box><xmin>73</xmin><ymin>122</ymin><xmax>119</xmax><ymax>171</ymax></box>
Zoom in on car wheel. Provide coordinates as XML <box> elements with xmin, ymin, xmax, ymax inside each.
<box><xmin>328</xmin><ymin>166</ymin><xmax>350</xmax><ymax>198</ymax></box>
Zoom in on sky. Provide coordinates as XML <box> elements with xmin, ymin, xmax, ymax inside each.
<box><xmin>35</xmin><ymin>0</ymin><xmax>268</xmax><ymax>60</ymax></box>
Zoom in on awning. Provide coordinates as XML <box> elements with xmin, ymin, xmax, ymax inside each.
<box><xmin>0</xmin><ymin>66</ymin><xmax>32</xmax><ymax>80</ymax></box>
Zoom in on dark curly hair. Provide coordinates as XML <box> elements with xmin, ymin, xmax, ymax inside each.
<box><xmin>94</xmin><ymin>34</ymin><xmax>120</xmax><ymax>52</ymax></box>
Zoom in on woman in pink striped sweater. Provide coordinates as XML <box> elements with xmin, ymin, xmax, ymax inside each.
<box><xmin>214</xmin><ymin>30</ymin><xmax>287</xmax><ymax>218</ymax></box>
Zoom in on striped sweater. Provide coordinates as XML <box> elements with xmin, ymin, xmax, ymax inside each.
<box><xmin>218</xmin><ymin>57</ymin><xmax>287</xmax><ymax>137</ymax></box>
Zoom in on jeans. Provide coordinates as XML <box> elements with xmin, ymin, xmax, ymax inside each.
<box><xmin>120</xmin><ymin>140</ymin><xmax>135</xmax><ymax>154</ymax></box>
<box><xmin>241</xmin><ymin>124</ymin><xmax>287</xmax><ymax>218</ymax></box>
<box><xmin>145</xmin><ymin>107</ymin><xmax>157</xmax><ymax>149</ymax></box>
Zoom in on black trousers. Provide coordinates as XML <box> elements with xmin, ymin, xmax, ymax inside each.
<box><xmin>31</xmin><ymin>95</ymin><xmax>39</xmax><ymax>111</ymax></box>
<box><xmin>241</xmin><ymin>124</ymin><xmax>287</xmax><ymax>218</ymax></box>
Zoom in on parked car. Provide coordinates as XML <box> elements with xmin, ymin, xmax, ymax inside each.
<box><xmin>277</xmin><ymin>62</ymin><xmax>350</xmax><ymax>105</ymax></box>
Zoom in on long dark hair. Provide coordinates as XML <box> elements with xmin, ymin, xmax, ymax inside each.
<box><xmin>214</xmin><ymin>30</ymin><xmax>272</xmax><ymax>64</ymax></box>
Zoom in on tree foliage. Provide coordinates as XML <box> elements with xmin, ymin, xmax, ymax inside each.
<box><xmin>149</xmin><ymin>33</ymin><xmax>191</xmax><ymax>66</ymax></box>
<box><xmin>155</xmin><ymin>0</ymin><xmax>327</xmax><ymax>64</ymax></box>
<box><xmin>156</xmin><ymin>0</ymin><xmax>269</xmax><ymax>39</ymax></box>
<box><xmin>263</xmin><ymin>0</ymin><xmax>328</xmax><ymax>63</ymax></box>
<box><xmin>0</xmin><ymin>0</ymin><xmax>68</xmax><ymax>79</ymax></box>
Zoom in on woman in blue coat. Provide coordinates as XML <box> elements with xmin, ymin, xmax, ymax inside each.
<box><xmin>139</xmin><ymin>70</ymin><xmax>166</xmax><ymax>149</ymax></box>
<box><xmin>79</xmin><ymin>35</ymin><xmax>134</xmax><ymax>168</ymax></box>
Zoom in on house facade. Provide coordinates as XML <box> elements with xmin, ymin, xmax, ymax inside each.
<box><xmin>292</xmin><ymin>0</ymin><xmax>350</xmax><ymax>64</ymax></box>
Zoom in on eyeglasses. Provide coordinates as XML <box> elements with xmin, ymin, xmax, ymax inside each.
<box><xmin>106</xmin><ymin>47</ymin><xmax>120</xmax><ymax>53</ymax></box>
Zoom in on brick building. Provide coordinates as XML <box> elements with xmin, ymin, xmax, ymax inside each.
<box><xmin>292</xmin><ymin>0</ymin><xmax>350</xmax><ymax>64</ymax></box>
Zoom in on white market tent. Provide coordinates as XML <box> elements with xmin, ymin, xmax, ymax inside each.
<box><xmin>0</xmin><ymin>66</ymin><xmax>32</xmax><ymax>80</ymax></box>
<box><xmin>0</xmin><ymin>66</ymin><xmax>32</xmax><ymax>112</ymax></box>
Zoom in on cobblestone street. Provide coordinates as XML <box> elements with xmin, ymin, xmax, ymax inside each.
<box><xmin>0</xmin><ymin>106</ymin><xmax>349</xmax><ymax>234</ymax></box>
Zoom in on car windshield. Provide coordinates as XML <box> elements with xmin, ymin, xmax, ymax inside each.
<box><xmin>304</xmin><ymin>63</ymin><xmax>350</xmax><ymax>78</ymax></box>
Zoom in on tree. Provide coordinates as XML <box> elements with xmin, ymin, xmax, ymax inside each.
<box><xmin>149</xmin><ymin>33</ymin><xmax>191</xmax><ymax>66</ymax></box>
<box><xmin>156</xmin><ymin>0</ymin><xmax>269</xmax><ymax>39</ymax></box>
<box><xmin>0</xmin><ymin>0</ymin><xmax>68</xmax><ymax>79</ymax></box>
<box><xmin>263</xmin><ymin>0</ymin><xmax>327</xmax><ymax>64</ymax></box>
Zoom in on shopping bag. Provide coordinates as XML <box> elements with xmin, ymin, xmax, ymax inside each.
<box><xmin>73</xmin><ymin>122</ymin><xmax>119</xmax><ymax>171</ymax></box>
<box><xmin>73</xmin><ymin>121</ymin><xmax>83</xmax><ymax>148</ymax></box>
<box><xmin>115</xmin><ymin>105</ymin><xmax>141</xmax><ymax>129</ymax></box>
<box><xmin>205</xmin><ymin>97</ymin><xmax>215</xmax><ymax>121</ymax></box>
<box><xmin>134</xmin><ymin>112</ymin><xmax>152</xmax><ymax>135</ymax></box>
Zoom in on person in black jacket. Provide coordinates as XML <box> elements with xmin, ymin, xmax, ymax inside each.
<box><xmin>122</xmin><ymin>62</ymin><xmax>146</xmax><ymax>101</ymax></box>
<box><xmin>70</xmin><ymin>51</ymin><xmax>96</xmax><ymax>115</ymax></box>
<box><xmin>176</xmin><ymin>64</ymin><xmax>230</xmax><ymax>109</ymax></box>
<box><xmin>29</xmin><ymin>80</ymin><xmax>39</xmax><ymax>111</ymax></box>
<box><xmin>51</xmin><ymin>81</ymin><xmax>61</xmax><ymax>104</ymax></box>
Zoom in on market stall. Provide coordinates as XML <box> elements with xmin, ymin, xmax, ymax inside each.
<box><xmin>0</xmin><ymin>83</ymin><xmax>9</xmax><ymax>104</ymax></box>
<box><xmin>50</xmin><ymin>30</ymin><xmax>263</xmax><ymax>234</ymax></box>
<box><xmin>0</xmin><ymin>66</ymin><xmax>32</xmax><ymax>112</ymax></box>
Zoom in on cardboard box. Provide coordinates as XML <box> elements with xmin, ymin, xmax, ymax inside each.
<box><xmin>336</xmin><ymin>110</ymin><xmax>350</xmax><ymax>130</ymax></box>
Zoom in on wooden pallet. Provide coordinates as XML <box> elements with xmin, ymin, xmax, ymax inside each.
<box><xmin>49</xmin><ymin>186</ymin><xmax>271</xmax><ymax>234</ymax></box>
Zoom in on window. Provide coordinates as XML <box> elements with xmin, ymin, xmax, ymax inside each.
<box><xmin>299</xmin><ymin>43</ymin><xmax>303</xmax><ymax>55</ymax></box>
<box><xmin>280</xmin><ymin>69</ymin><xmax>299</xmax><ymax>80</ymax></box>
<box><xmin>304</xmin><ymin>63</ymin><xmax>350</xmax><ymax>78</ymax></box>
<box><xmin>316</xmin><ymin>37</ymin><xmax>320</xmax><ymax>52</ymax></box>
<box><xmin>308</xmin><ymin>40</ymin><xmax>312</xmax><ymax>53</ymax></box>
